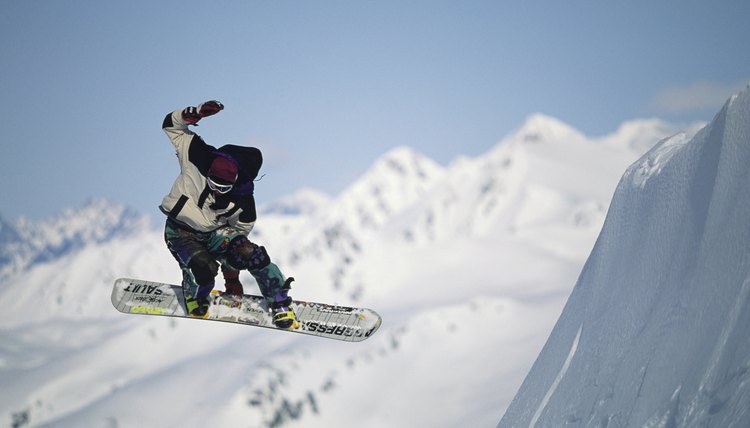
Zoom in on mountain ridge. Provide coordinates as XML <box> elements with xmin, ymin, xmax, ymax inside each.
<box><xmin>498</xmin><ymin>86</ymin><xmax>750</xmax><ymax>427</ymax></box>
<box><xmin>0</xmin><ymin>199</ymin><xmax>150</xmax><ymax>279</ymax></box>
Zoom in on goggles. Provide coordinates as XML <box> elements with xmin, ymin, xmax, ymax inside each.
<box><xmin>207</xmin><ymin>176</ymin><xmax>234</xmax><ymax>194</ymax></box>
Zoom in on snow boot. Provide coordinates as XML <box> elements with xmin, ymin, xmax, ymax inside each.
<box><xmin>270</xmin><ymin>278</ymin><xmax>299</xmax><ymax>329</ymax></box>
<box><xmin>221</xmin><ymin>265</ymin><xmax>244</xmax><ymax>300</ymax></box>
<box><xmin>185</xmin><ymin>282</ymin><xmax>213</xmax><ymax>318</ymax></box>
<box><xmin>248</xmin><ymin>263</ymin><xmax>299</xmax><ymax>328</ymax></box>
<box><xmin>270</xmin><ymin>302</ymin><xmax>299</xmax><ymax>329</ymax></box>
<box><xmin>185</xmin><ymin>295</ymin><xmax>210</xmax><ymax>318</ymax></box>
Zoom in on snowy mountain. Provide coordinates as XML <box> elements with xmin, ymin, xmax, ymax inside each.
<box><xmin>260</xmin><ymin>146</ymin><xmax>446</xmax><ymax>299</ymax></box>
<box><xmin>0</xmin><ymin>110</ymin><xmax>703</xmax><ymax>428</ymax></box>
<box><xmin>0</xmin><ymin>199</ymin><xmax>150</xmax><ymax>279</ymax></box>
<box><xmin>397</xmin><ymin>114</ymin><xmax>637</xmax><ymax>246</ymax></box>
<box><xmin>334</xmin><ymin>146</ymin><xmax>445</xmax><ymax>232</ymax></box>
<box><xmin>499</xmin><ymin>86</ymin><xmax>750</xmax><ymax>427</ymax></box>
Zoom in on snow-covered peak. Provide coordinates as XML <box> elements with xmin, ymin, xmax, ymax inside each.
<box><xmin>0</xmin><ymin>198</ymin><xmax>150</xmax><ymax>277</ymax></box>
<box><xmin>333</xmin><ymin>146</ymin><xmax>445</xmax><ymax>230</ymax></box>
<box><xmin>366</xmin><ymin>146</ymin><xmax>444</xmax><ymax>182</ymax></box>
<box><xmin>14</xmin><ymin>198</ymin><xmax>149</xmax><ymax>248</ymax></box>
<box><xmin>508</xmin><ymin>113</ymin><xmax>588</xmax><ymax>145</ymax></box>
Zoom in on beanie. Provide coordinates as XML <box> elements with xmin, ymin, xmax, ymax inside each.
<box><xmin>208</xmin><ymin>156</ymin><xmax>239</xmax><ymax>184</ymax></box>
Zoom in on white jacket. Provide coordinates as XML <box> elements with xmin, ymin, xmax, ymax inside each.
<box><xmin>159</xmin><ymin>109</ymin><xmax>256</xmax><ymax>233</ymax></box>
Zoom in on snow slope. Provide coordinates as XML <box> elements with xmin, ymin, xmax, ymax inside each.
<box><xmin>499</xmin><ymin>86</ymin><xmax>750</xmax><ymax>427</ymax></box>
<box><xmin>0</xmin><ymin>113</ymin><xmax>696</xmax><ymax>428</ymax></box>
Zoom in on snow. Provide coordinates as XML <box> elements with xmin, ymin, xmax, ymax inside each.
<box><xmin>259</xmin><ymin>188</ymin><xmax>332</xmax><ymax>217</ymax></box>
<box><xmin>529</xmin><ymin>325</ymin><xmax>581</xmax><ymax>428</ymax></box>
<box><xmin>0</xmin><ymin>103</ymin><xmax>713</xmax><ymax>428</ymax></box>
<box><xmin>499</xmin><ymin>86</ymin><xmax>750</xmax><ymax>427</ymax></box>
<box><xmin>0</xmin><ymin>199</ymin><xmax>149</xmax><ymax>279</ymax></box>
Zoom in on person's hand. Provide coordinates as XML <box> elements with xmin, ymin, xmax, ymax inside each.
<box><xmin>182</xmin><ymin>100</ymin><xmax>224</xmax><ymax>124</ymax></box>
<box><xmin>198</xmin><ymin>100</ymin><xmax>224</xmax><ymax>117</ymax></box>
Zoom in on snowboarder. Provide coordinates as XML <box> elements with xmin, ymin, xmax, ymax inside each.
<box><xmin>159</xmin><ymin>100</ymin><xmax>298</xmax><ymax>328</ymax></box>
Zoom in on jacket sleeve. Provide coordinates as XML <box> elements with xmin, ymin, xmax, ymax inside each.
<box><xmin>228</xmin><ymin>196</ymin><xmax>257</xmax><ymax>233</ymax></box>
<box><xmin>162</xmin><ymin>109</ymin><xmax>197</xmax><ymax>164</ymax></box>
<box><xmin>162</xmin><ymin>109</ymin><xmax>216</xmax><ymax>173</ymax></box>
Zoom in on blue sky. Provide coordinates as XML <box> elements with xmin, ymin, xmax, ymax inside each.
<box><xmin>1</xmin><ymin>1</ymin><xmax>748</xmax><ymax>221</ymax></box>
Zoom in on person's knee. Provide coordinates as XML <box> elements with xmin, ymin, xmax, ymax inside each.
<box><xmin>226</xmin><ymin>236</ymin><xmax>271</xmax><ymax>270</ymax></box>
<box><xmin>188</xmin><ymin>252</ymin><xmax>219</xmax><ymax>285</ymax></box>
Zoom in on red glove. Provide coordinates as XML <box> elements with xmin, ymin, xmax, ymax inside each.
<box><xmin>198</xmin><ymin>100</ymin><xmax>224</xmax><ymax>117</ymax></box>
<box><xmin>182</xmin><ymin>100</ymin><xmax>224</xmax><ymax>124</ymax></box>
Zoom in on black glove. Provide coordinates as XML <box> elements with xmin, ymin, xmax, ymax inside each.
<box><xmin>181</xmin><ymin>100</ymin><xmax>224</xmax><ymax>124</ymax></box>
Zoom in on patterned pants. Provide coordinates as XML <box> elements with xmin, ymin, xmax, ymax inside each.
<box><xmin>164</xmin><ymin>218</ymin><xmax>290</xmax><ymax>305</ymax></box>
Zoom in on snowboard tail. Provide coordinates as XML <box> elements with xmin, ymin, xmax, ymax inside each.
<box><xmin>111</xmin><ymin>278</ymin><xmax>381</xmax><ymax>342</ymax></box>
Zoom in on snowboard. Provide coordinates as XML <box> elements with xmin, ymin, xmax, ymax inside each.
<box><xmin>111</xmin><ymin>278</ymin><xmax>381</xmax><ymax>342</ymax></box>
